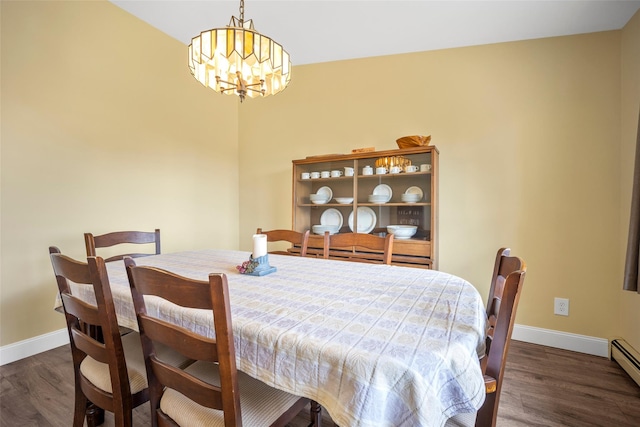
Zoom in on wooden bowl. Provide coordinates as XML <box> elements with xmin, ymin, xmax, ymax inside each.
<box><xmin>396</xmin><ymin>135</ymin><xmax>431</xmax><ymax>149</ymax></box>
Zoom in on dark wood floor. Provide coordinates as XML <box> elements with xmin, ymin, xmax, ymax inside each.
<box><xmin>1</xmin><ymin>340</ymin><xmax>639</xmax><ymax>426</ymax></box>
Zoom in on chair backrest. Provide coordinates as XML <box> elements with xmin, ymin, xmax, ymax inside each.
<box><xmin>477</xmin><ymin>258</ymin><xmax>526</xmax><ymax>427</ymax></box>
<box><xmin>84</xmin><ymin>229</ymin><xmax>161</xmax><ymax>262</ymax></box>
<box><xmin>49</xmin><ymin>247</ymin><xmax>143</xmax><ymax>422</ymax></box>
<box><xmin>486</xmin><ymin>248</ymin><xmax>525</xmax><ymax>327</ymax></box>
<box><xmin>124</xmin><ymin>258</ymin><xmax>242</xmax><ymax>426</ymax></box>
<box><xmin>256</xmin><ymin>228</ymin><xmax>310</xmax><ymax>257</ymax></box>
<box><xmin>326</xmin><ymin>233</ymin><xmax>394</xmax><ymax>265</ymax></box>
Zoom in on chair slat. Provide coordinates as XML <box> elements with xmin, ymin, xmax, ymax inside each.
<box><xmin>139</xmin><ymin>315</ymin><xmax>218</xmax><ymax>362</ymax></box>
<box><xmin>70</xmin><ymin>328</ymin><xmax>109</xmax><ymax>364</ymax></box>
<box><xmin>84</xmin><ymin>229</ymin><xmax>161</xmax><ymax>262</ymax></box>
<box><xmin>60</xmin><ymin>293</ymin><xmax>102</xmax><ymax>326</ymax></box>
<box><xmin>128</xmin><ymin>266</ymin><xmax>213</xmax><ymax>309</ymax></box>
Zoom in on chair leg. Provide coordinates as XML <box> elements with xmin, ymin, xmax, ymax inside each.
<box><xmin>309</xmin><ymin>400</ymin><xmax>322</xmax><ymax>427</ymax></box>
<box><xmin>72</xmin><ymin>390</ymin><xmax>88</xmax><ymax>427</ymax></box>
<box><xmin>475</xmin><ymin>393</ymin><xmax>497</xmax><ymax>427</ymax></box>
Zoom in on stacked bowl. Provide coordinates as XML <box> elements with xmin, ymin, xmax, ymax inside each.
<box><xmin>310</xmin><ymin>186</ymin><xmax>333</xmax><ymax>205</ymax></box>
<box><xmin>312</xmin><ymin>224</ymin><xmax>340</xmax><ymax>235</ymax></box>
<box><xmin>401</xmin><ymin>193</ymin><xmax>421</xmax><ymax>203</ymax></box>
<box><xmin>368</xmin><ymin>194</ymin><xmax>389</xmax><ymax>203</ymax></box>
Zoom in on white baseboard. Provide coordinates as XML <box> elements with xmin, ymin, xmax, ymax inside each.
<box><xmin>0</xmin><ymin>324</ymin><xmax>610</xmax><ymax>366</ymax></box>
<box><xmin>512</xmin><ymin>324</ymin><xmax>609</xmax><ymax>358</ymax></box>
<box><xmin>0</xmin><ymin>328</ymin><xmax>69</xmax><ymax>366</ymax></box>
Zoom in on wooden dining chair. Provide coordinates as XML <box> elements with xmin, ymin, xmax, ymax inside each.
<box><xmin>446</xmin><ymin>253</ymin><xmax>527</xmax><ymax>427</ymax></box>
<box><xmin>476</xmin><ymin>268</ymin><xmax>526</xmax><ymax>427</ymax></box>
<box><xmin>326</xmin><ymin>233</ymin><xmax>394</xmax><ymax>265</ymax></box>
<box><xmin>256</xmin><ymin>228</ymin><xmax>311</xmax><ymax>257</ymax></box>
<box><xmin>84</xmin><ymin>229</ymin><xmax>161</xmax><ymax>262</ymax></box>
<box><xmin>49</xmin><ymin>247</ymin><xmax>190</xmax><ymax>427</ymax></box>
<box><xmin>124</xmin><ymin>258</ymin><xmax>320</xmax><ymax>427</ymax></box>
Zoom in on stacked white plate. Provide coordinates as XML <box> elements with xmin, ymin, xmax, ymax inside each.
<box><xmin>309</xmin><ymin>186</ymin><xmax>333</xmax><ymax>204</ymax></box>
<box><xmin>312</xmin><ymin>208</ymin><xmax>343</xmax><ymax>234</ymax></box>
<box><xmin>368</xmin><ymin>194</ymin><xmax>388</xmax><ymax>203</ymax></box>
<box><xmin>402</xmin><ymin>186</ymin><xmax>423</xmax><ymax>203</ymax></box>
<box><xmin>312</xmin><ymin>225</ymin><xmax>340</xmax><ymax>235</ymax></box>
<box><xmin>369</xmin><ymin>184</ymin><xmax>392</xmax><ymax>204</ymax></box>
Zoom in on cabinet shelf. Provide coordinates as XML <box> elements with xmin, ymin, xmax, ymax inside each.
<box><xmin>358</xmin><ymin>171</ymin><xmax>431</xmax><ymax>178</ymax></box>
<box><xmin>298</xmin><ymin>172</ymin><xmax>432</xmax><ymax>183</ymax></box>
<box><xmin>292</xmin><ymin>146</ymin><xmax>438</xmax><ymax>269</ymax></box>
<box><xmin>297</xmin><ymin>176</ymin><xmax>354</xmax><ymax>183</ymax></box>
<box><xmin>298</xmin><ymin>203</ymin><xmax>431</xmax><ymax>207</ymax></box>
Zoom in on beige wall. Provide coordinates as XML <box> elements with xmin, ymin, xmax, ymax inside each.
<box><xmin>1</xmin><ymin>1</ymin><xmax>239</xmax><ymax>345</ymax></box>
<box><xmin>240</xmin><ymin>31</ymin><xmax>630</xmax><ymax>340</ymax></box>
<box><xmin>2</xmin><ymin>1</ymin><xmax>639</xmax><ymax>351</ymax></box>
<box><xmin>619</xmin><ymin>11</ymin><xmax>640</xmax><ymax>351</ymax></box>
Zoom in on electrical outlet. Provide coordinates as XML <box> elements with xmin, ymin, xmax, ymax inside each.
<box><xmin>554</xmin><ymin>297</ymin><xmax>569</xmax><ymax>316</ymax></box>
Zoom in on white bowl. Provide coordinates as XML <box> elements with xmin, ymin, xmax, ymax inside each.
<box><xmin>312</xmin><ymin>224</ymin><xmax>340</xmax><ymax>235</ymax></box>
<box><xmin>368</xmin><ymin>195</ymin><xmax>388</xmax><ymax>203</ymax></box>
<box><xmin>401</xmin><ymin>194</ymin><xmax>421</xmax><ymax>203</ymax></box>
<box><xmin>387</xmin><ymin>225</ymin><xmax>418</xmax><ymax>239</ymax></box>
<box><xmin>310</xmin><ymin>194</ymin><xmax>329</xmax><ymax>204</ymax></box>
<box><xmin>334</xmin><ymin>197</ymin><xmax>353</xmax><ymax>204</ymax></box>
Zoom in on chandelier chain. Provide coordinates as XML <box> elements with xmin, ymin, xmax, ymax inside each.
<box><xmin>239</xmin><ymin>0</ymin><xmax>245</xmax><ymax>25</ymax></box>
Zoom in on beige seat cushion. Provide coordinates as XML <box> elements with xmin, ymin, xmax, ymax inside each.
<box><xmin>160</xmin><ymin>361</ymin><xmax>303</xmax><ymax>426</ymax></box>
<box><xmin>444</xmin><ymin>411</ymin><xmax>477</xmax><ymax>427</ymax></box>
<box><xmin>80</xmin><ymin>331</ymin><xmax>191</xmax><ymax>394</ymax></box>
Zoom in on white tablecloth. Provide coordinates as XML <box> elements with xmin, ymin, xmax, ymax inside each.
<box><xmin>58</xmin><ymin>249</ymin><xmax>487</xmax><ymax>427</ymax></box>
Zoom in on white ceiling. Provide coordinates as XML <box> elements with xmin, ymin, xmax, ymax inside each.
<box><xmin>111</xmin><ymin>0</ymin><xmax>640</xmax><ymax>65</ymax></box>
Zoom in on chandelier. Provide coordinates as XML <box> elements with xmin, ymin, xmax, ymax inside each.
<box><xmin>188</xmin><ymin>0</ymin><xmax>291</xmax><ymax>102</ymax></box>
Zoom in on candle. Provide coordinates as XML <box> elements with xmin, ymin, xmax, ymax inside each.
<box><xmin>252</xmin><ymin>234</ymin><xmax>267</xmax><ymax>259</ymax></box>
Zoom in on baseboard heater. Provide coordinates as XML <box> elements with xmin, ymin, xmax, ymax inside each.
<box><xmin>611</xmin><ymin>339</ymin><xmax>640</xmax><ymax>388</ymax></box>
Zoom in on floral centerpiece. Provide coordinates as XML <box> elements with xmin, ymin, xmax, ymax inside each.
<box><xmin>236</xmin><ymin>258</ymin><xmax>259</xmax><ymax>274</ymax></box>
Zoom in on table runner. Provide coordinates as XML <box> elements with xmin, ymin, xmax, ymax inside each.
<box><xmin>57</xmin><ymin>249</ymin><xmax>487</xmax><ymax>427</ymax></box>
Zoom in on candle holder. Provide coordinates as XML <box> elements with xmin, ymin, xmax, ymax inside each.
<box><xmin>236</xmin><ymin>254</ymin><xmax>277</xmax><ymax>276</ymax></box>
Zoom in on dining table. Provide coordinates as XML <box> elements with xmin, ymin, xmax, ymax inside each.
<box><xmin>55</xmin><ymin>249</ymin><xmax>488</xmax><ymax>427</ymax></box>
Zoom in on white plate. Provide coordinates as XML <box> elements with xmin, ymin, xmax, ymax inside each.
<box><xmin>348</xmin><ymin>207</ymin><xmax>377</xmax><ymax>234</ymax></box>
<box><xmin>317</xmin><ymin>186</ymin><xmax>333</xmax><ymax>202</ymax></box>
<box><xmin>405</xmin><ymin>186</ymin><xmax>424</xmax><ymax>200</ymax></box>
<box><xmin>320</xmin><ymin>208</ymin><xmax>343</xmax><ymax>229</ymax></box>
<box><xmin>372</xmin><ymin>184</ymin><xmax>392</xmax><ymax>202</ymax></box>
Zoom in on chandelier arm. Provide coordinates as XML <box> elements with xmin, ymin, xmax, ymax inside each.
<box><xmin>245</xmin><ymin>88</ymin><xmax>266</xmax><ymax>95</ymax></box>
<box><xmin>216</xmin><ymin>77</ymin><xmax>237</xmax><ymax>87</ymax></box>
